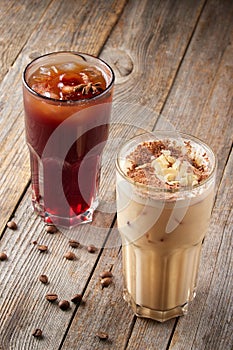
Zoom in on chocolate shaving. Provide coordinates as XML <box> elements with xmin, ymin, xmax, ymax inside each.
<box><xmin>126</xmin><ymin>141</ymin><xmax>166</xmax><ymax>166</ymax></box>
<box><xmin>126</xmin><ymin>140</ymin><xmax>210</xmax><ymax>189</ymax></box>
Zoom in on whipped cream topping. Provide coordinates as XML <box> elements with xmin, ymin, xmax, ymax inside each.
<box><xmin>126</xmin><ymin>139</ymin><xmax>210</xmax><ymax>189</ymax></box>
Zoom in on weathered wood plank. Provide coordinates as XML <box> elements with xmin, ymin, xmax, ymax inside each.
<box><xmin>59</xmin><ymin>226</ymin><xmax>138</xmax><ymax>350</ymax></box>
<box><xmin>0</xmin><ymin>0</ymin><xmax>127</xmax><ymax>235</ymax></box>
<box><xmin>0</xmin><ymin>190</ymin><xmax>119</xmax><ymax>350</ymax></box>
<box><xmin>0</xmin><ymin>1</ymin><xmax>210</xmax><ymax>349</ymax></box>
<box><xmin>0</xmin><ymin>0</ymin><xmax>232</xmax><ymax>349</ymax></box>
<box><xmin>103</xmin><ymin>0</ymin><xmax>205</xmax><ymax>113</ymax></box>
<box><xmin>155</xmin><ymin>0</ymin><xmax>233</xmax><ymax>182</ymax></box>
<box><xmin>0</xmin><ymin>0</ymin><xmax>51</xmax><ymax>82</ymax></box>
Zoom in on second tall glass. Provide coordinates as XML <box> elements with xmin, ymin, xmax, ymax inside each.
<box><xmin>116</xmin><ymin>131</ymin><xmax>216</xmax><ymax>322</ymax></box>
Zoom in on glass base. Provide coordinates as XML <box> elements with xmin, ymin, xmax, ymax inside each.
<box><xmin>32</xmin><ymin>197</ymin><xmax>99</xmax><ymax>228</ymax></box>
<box><xmin>123</xmin><ymin>289</ymin><xmax>190</xmax><ymax>322</ymax></box>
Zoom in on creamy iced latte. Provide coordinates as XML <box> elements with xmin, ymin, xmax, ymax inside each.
<box><xmin>116</xmin><ymin>131</ymin><xmax>216</xmax><ymax>322</ymax></box>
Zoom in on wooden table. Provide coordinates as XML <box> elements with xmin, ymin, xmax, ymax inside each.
<box><xmin>0</xmin><ymin>0</ymin><xmax>232</xmax><ymax>349</ymax></box>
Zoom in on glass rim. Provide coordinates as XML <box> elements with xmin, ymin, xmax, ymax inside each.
<box><xmin>22</xmin><ymin>51</ymin><xmax>115</xmax><ymax>104</ymax></box>
<box><xmin>116</xmin><ymin>131</ymin><xmax>217</xmax><ymax>193</ymax></box>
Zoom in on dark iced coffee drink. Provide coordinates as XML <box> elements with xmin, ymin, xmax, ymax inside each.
<box><xmin>23</xmin><ymin>52</ymin><xmax>114</xmax><ymax>227</ymax></box>
<box><xmin>116</xmin><ymin>131</ymin><xmax>216</xmax><ymax>322</ymax></box>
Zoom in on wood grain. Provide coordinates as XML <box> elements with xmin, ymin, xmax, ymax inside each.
<box><xmin>102</xmin><ymin>0</ymin><xmax>206</xmax><ymax>112</ymax></box>
<box><xmin>156</xmin><ymin>0</ymin><xmax>233</xmax><ymax>182</ymax></box>
<box><xmin>0</xmin><ymin>190</ymin><xmax>119</xmax><ymax>350</ymax></box>
<box><xmin>0</xmin><ymin>0</ymin><xmax>232</xmax><ymax>349</ymax></box>
<box><xmin>59</xmin><ymin>227</ymin><xmax>138</xmax><ymax>350</ymax></box>
<box><xmin>0</xmin><ymin>0</ymin><xmax>51</xmax><ymax>82</ymax></box>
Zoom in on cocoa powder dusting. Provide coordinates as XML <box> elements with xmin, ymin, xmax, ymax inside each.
<box><xmin>126</xmin><ymin>141</ymin><xmax>166</xmax><ymax>187</ymax></box>
<box><xmin>127</xmin><ymin>141</ymin><xmax>165</xmax><ymax>166</ymax></box>
<box><xmin>126</xmin><ymin>140</ymin><xmax>210</xmax><ymax>189</ymax></box>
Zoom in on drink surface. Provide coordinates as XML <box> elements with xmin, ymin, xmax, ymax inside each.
<box><xmin>123</xmin><ymin>138</ymin><xmax>211</xmax><ymax>190</ymax></box>
<box><xmin>116</xmin><ymin>133</ymin><xmax>216</xmax><ymax>321</ymax></box>
<box><xmin>28</xmin><ymin>62</ymin><xmax>107</xmax><ymax>101</ymax></box>
<box><xmin>23</xmin><ymin>54</ymin><xmax>113</xmax><ymax>226</ymax></box>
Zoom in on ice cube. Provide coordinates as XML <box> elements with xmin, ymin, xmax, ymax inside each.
<box><xmin>32</xmin><ymin>72</ymin><xmax>52</xmax><ymax>83</ymax></box>
<box><xmin>57</xmin><ymin>62</ymin><xmax>78</xmax><ymax>71</ymax></box>
<box><xmin>31</xmin><ymin>83</ymin><xmax>47</xmax><ymax>95</ymax></box>
<box><xmin>43</xmin><ymin>91</ymin><xmax>51</xmax><ymax>98</ymax></box>
<box><xmin>82</xmin><ymin>66</ymin><xmax>103</xmax><ymax>80</ymax></box>
<box><xmin>31</xmin><ymin>83</ymin><xmax>59</xmax><ymax>99</ymax></box>
<box><xmin>39</xmin><ymin>67</ymin><xmax>52</xmax><ymax>76</ymax></box>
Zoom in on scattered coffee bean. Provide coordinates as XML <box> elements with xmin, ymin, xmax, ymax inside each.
<box><xmin>32</xmin><ymin>328</ymin><xmax>43</xmax><ymax>338</ymax></box>
<box><xmin>64</xmin><ymin>251</ymin><xmax>76</xmax><ymax>260</ymax></box>
<box><xmin>68</xmin><ymin>239</ymin><xmax>80</xmax><ymax>248</ymax></box>
<box><xmin>59</xmin><ymin>300</ymin><xmax>70</xmax><ymax>310</ymax></box>
<box><xmin>37</xmin><ymin>245</ymin><xmax>48</xmax><ymax>252</ymax></box>
<box><xmin>96</xmin><ymin>331</ymin><xmax>109</xmax><ymax>340</ymax></box>
<box><xmin>45</xmin><ymin>293</ymin><xmax>58</xmax><ymax>302</ymax></box>
<box><xmin>32</xmin><ymin>240</ymin><xmax>38</xmax><ymax>245</ymax></box>
<box><xmin>0</xmin><ymin>252</ymin><xmax>8</xmax><ymax>261</ymax></box>
<box><xmin>39</xmin><ymin>274</ymin><xmax>48</xmax><ymax>284</ymax></box>
<box><xmin>71</xmin><ymin>294</ymin><xmax>82</xmax><ymax>304</ymax></box>
<box><xmin>87</xmin><ymin>245</ymin><xmax>97</xmax><ymax>253</ymax></box>
<box><xmin>100</xmin><ymin>271</ymin><xmax>113</xmax><ymax>278</ymax></box>
<box><xmin>7</xmin><ymin>221</ymin><xmax>17</xmax><ymax>230</ymax></box>
<box><xmin>100</xmin><ymin>277</ymin><xmax>113</xmax><ymax>288</ymax></box>
<box><xmin>46</xmin><ymin>225</ymin><xmax>58</xmax><ymax>233</ymax></box>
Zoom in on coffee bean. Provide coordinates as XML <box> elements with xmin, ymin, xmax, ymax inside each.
<box><xmin>32</xmin><ymin>240</ymin><xmax>37</xmax><ymax>245</ymax></box>
<box><xmin>32</xmin><ymin>328</ymin><xmax>42</xmax><ymax>338</ymax></box>
<box><xmin>45</xmin><ymin>293</ymin><xmax>58</xmax><ymax>302</ymax></box>
<box><xmin>64</xmin><ymin>251</ymin><xmax>76</xmax><ymax>260</ymax></box>
<box><xmin>87</xmin><ymin>245</ymin><xmax>97</xmax><ymax>253</ymax></box>
<box><xmin>68</xmin><ymin>239</ymin><xmax>80</xmax><ymax>248</ymax></box>
<box><xmin>7</xmin><ymin>221</ymin><xmax>17</xmax><ymax>230</ymax></box>
<box><xmin>71</xmin><ymin>294</ymin><xmax>82</xmax><ymax>304</ymax></box>
<box><xmin>59</xmin><ymin>300</ymin><xmax>70</xmax><ymax>310</ymax></box>
<box><xmin>0</xmin><ymin>252</ymin><xmax>8</xmax><ymax>261</ymax></box>
<box><xmin>96</xmin><ymin>331</ymin><xmax>109</xmax><ymax>340</ymax></box>
<box><xmin>100</xmin><ymin>271</ymin><xmax>113</xmax><ymax>278</ymax></box>
<box><xmin>37</xmin><ymin>245</ymin><xmax>48</xmax><ymax>252</ymax></box>
<box><xmin>39</xmin><ymin>275</ymin><xmax>48</xmax><ymax>284</ymax></box>
<box><xmin>100</xmin><ymin>277</ymin><xmax>113</xmax><ymax>288</ymax></box>
<box><xmin>46</xmin><ymin>225</ymin><xmax>58</xmax><ymax>233</ymax></box>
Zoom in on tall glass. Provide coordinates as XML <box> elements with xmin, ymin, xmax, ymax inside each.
<box><xmin>23</xmin><ymin>52</ymin><xmax>114</xmax><ymax>228</ymax></box>
<box><xmin>116</xmin><ymin>131</ymin><xmax>216</xmax><ymax>322</ymax></box>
